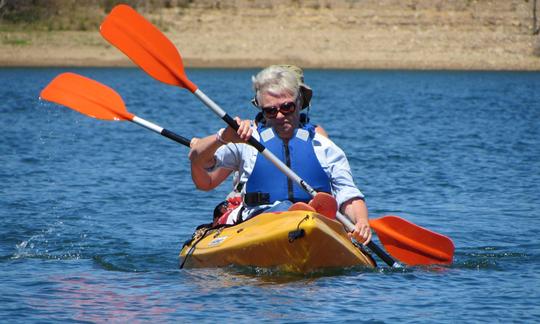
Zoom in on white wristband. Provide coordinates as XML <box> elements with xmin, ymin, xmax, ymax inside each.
<box><xmin>216</xmin><ymin>128</ymin><xmax>228</xmax><ymax>145</ymax></box>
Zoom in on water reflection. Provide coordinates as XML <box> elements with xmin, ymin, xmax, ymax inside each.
<box><xmin>32</xmin><ymin>272</ymin><xmax>176</xmax><ymax>322</ymax></box>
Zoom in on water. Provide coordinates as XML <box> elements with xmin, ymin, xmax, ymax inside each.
<box><xmin>1</xmin><ymin>67</ymin><xmax>539</xmax><ymax>322</ymax></box>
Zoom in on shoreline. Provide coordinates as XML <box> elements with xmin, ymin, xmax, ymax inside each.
<box><xmin>2</xmin><ymin>56</ymin><xmax>539</xmax><ymax>71</ymax></box>
<box><xmin>2</xmin><ymin>44</ymin><xmax>539</xmax><ymax>71</ymax></box>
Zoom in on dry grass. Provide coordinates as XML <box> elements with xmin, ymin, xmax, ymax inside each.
<box><xmin>1</xmin><ymin>0</ymin><xmax>540</xmax><ymax>69</ymax></box>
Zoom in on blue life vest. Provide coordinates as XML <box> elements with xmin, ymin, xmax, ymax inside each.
<box><xmin>245</xmin><ymin>123</ymin><xmax>331</xmax><ymax>205</ymax></box>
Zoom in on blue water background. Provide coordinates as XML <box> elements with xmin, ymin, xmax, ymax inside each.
<box><xmin>1</xmin><ymin>67</ymin><xmax>539</xmax><ymax>322</ymax></box>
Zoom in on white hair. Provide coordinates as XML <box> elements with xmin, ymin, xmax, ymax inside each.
<box><xmin>252</xmin><ymin>66</ymin><xmax>300</xmax><ymax>106</ymax></box>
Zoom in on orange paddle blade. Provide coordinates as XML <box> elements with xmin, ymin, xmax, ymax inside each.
<box><xmin>100</xmin><ymin>4</ymin><xmax>197</xmax><ymax>92</ymax></box>
<box><xmin>309</xmin><ymin>192</ymin><xmax>337</xmax><ymax>219</ymax></box>
<box><xmin>40</xmin><ymin>73</ymin><xmax>134</xmax><ymax>121</ymax></box>
<box><xmin>369</xmin><ymin>215</ymin><xmax>454</xmax><ymax>265</ymax></box>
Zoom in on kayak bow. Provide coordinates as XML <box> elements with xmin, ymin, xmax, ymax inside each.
<box><xmin>180</xmin><ymin>210</ymin><xmax>376</xmax><ymax>273</ymax></box>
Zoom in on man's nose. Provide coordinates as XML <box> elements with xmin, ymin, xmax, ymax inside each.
<box><xmin>276</xmin><ymin>110</ymin><xmax>286</xmax><ymax>119</ymax></box>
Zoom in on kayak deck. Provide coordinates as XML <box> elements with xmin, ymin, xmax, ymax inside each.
<box><xmin>180</xmin><ymin>210</ymin><xmax>376</xmax><ymax>273</ymax></box>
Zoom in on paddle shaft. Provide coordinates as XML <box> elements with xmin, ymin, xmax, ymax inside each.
<box><xmin>336</xmin><ymin>213</ymin><xmax>402</xmax><ymax>268</ymax></box>
<box><xmin>131</xmin><ymin>116</ymin><xmax>191</xmax><ymax>147</ymax></box>
<box><xmin>194</xmin><ymin>89</ymin><xmax>400</xmax><ymax>268</ymax></box>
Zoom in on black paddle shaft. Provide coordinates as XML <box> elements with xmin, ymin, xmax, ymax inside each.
<box><xmin>222</xmin><ymin>114</ymin><xmax>265</xmax><ymax>152</ymax></box>
<box><xmin>161</xmin><ymin>128</ymin><xmax>191</xmax><ymax>147</ymax></box>
<box><xmin>367</xmin><ymin>241</ymin><xmax>401</xmax><ymax>268</ymax></box>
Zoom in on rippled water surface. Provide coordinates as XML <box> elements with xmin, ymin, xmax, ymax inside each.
<box><xmin>1</xmin><ymin>68</ymin><xmax>539</xmax><ymax>322</ymax></box>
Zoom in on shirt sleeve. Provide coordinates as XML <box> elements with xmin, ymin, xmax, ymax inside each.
<box><xmin>210</xmin><ymin>143</ymin><xmax>243</xmax><ymax>172</ymax></box>
<box><xmin>211</xmin><ymin>126</ymin><xmax>259</xmax><ymax>174</ymax></box>
<box><xmin>314</xmin><ymin>135</ymin><xmax>365</xmax><ymax>209</ymax></box>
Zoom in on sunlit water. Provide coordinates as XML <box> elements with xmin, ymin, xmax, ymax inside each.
<box><xmin>1</xmin><ymin>68</ymin><xmax>539</xmax><ymax>322</ymax></box>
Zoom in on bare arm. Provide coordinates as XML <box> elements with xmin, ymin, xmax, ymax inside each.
<box><xmin>189</xmin><ymin>119</ymin><xmax>252</xmax><ymax>190</ymax></box>
<box><xmin>341</xmin><ymin>197</ymin><xmax>372</xmax><ymax>244</ymax></box>
<box><xmin>191</xmin><ymin>164</ymin><xmax>234</xmax><ymax>191</ymax></box>
<box><xmin>188</xmin><ymin>134</ymin><xmax>223</xmax><ymax>169</ymax></box>
<box><xmin>189</xmin><ymin>137</ymin><xmax>232</xmax><ymax>190</ymax></box>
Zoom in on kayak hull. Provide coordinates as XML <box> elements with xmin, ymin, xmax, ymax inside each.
<box><xmin>179</xmin><ymin>211</ymin><xmax>376</xmax><ymax>273</ymax></box>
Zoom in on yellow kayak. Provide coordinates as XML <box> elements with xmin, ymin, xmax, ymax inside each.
<box><xmin>179</xmin><ymin>210</ymin><xmax>376</xmax><ymax>273</ymax></box>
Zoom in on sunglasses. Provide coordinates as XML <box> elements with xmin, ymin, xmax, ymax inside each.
<box><xmin>261</xmin><ymin>101</ymin><xmax>297</xmax><ymax>119</ymax></box>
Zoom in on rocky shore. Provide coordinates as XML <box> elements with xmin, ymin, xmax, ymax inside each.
<box><xmin>1</xmin><ymin>0</ymin><xmax>540</xmax><ymax>70</ymax></box>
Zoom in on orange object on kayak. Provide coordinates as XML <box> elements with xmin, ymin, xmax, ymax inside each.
<box><xmin>288</xmin><ymin>202</ymin><xmax>316</xmax><ymax>212</ymax></box>
<box><xmin>309</xmin><ymin>192</ymin><xmax>337</xmax><ymax>219</ymax></box>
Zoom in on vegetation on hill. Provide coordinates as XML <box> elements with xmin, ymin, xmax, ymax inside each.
<box><xmin>1</xmin><ymin>0</ymin><xmax>539</xmax><ymax>67</ymax></box>
<box><xmin>0</xmin><ymin>0</ymin><xmax>194</xmax><ymax>30</ymax></box>
<box><xmin>3</xmin><ymin>0</ymin><xmax>539</xmax><ymax>32</ymax></box>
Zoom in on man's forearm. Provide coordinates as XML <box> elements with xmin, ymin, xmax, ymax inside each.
<box><xmin>189</xmin><ymin>134</ymin><xmax>223</xmax><ymax>168</ymax></box>
<box><xmin>341</xmin><ymin>198</ymin><xmax>369</xmax><ymax>224</ymax></box>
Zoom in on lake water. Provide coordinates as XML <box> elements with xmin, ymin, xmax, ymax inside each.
<box><xmin>1</xmin><ymin>67</ymin><xmax>539</xmax><ymax>322</ymax></box>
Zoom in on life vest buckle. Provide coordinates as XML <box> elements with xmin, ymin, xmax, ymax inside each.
<box><xmin>244</xmin><ymin>192</ymin><xmax>270</xmax><ymax>206</ymax></box>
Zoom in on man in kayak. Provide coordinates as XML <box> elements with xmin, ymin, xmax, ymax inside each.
<box><xmin>190</xmin><ymin>65</ymin><xmax>328</xmax><ymax>196</ymax></box>
<box><xmin>189</xmin><ymin>65</ymin><xmax>371</xmax><ymax>244</ymax></box>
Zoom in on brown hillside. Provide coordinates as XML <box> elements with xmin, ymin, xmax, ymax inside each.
<box><xmin>1</xmin><ymin>0</ymin><xmax>540</xmax><ymax>69</ymax></box>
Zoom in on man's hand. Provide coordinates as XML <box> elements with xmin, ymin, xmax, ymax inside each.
<box><xmin>348</xmin><ymin>219</ymin><xmax>372</xmax><ymax>245</ymax></box>
<box><xmin>222</xmin><ymin>117</ymin><xmax>253</xmax><ymax>143</ymax></box>
<box><xmin>341</xmin><ymin>197</ymin><xmax>372</xmax><ymax>245</ymax></box>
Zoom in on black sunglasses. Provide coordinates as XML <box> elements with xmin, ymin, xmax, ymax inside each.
<box><xmin>261</xmin><ymin>101</ymin><xmax>297</xmax><ymax>119</ymax></box>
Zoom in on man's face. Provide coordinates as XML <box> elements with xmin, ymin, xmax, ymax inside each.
<box><xmin>259</xmin><ymin>91</ymin><xmax>300</xmax><ymax>140</ymax></box>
